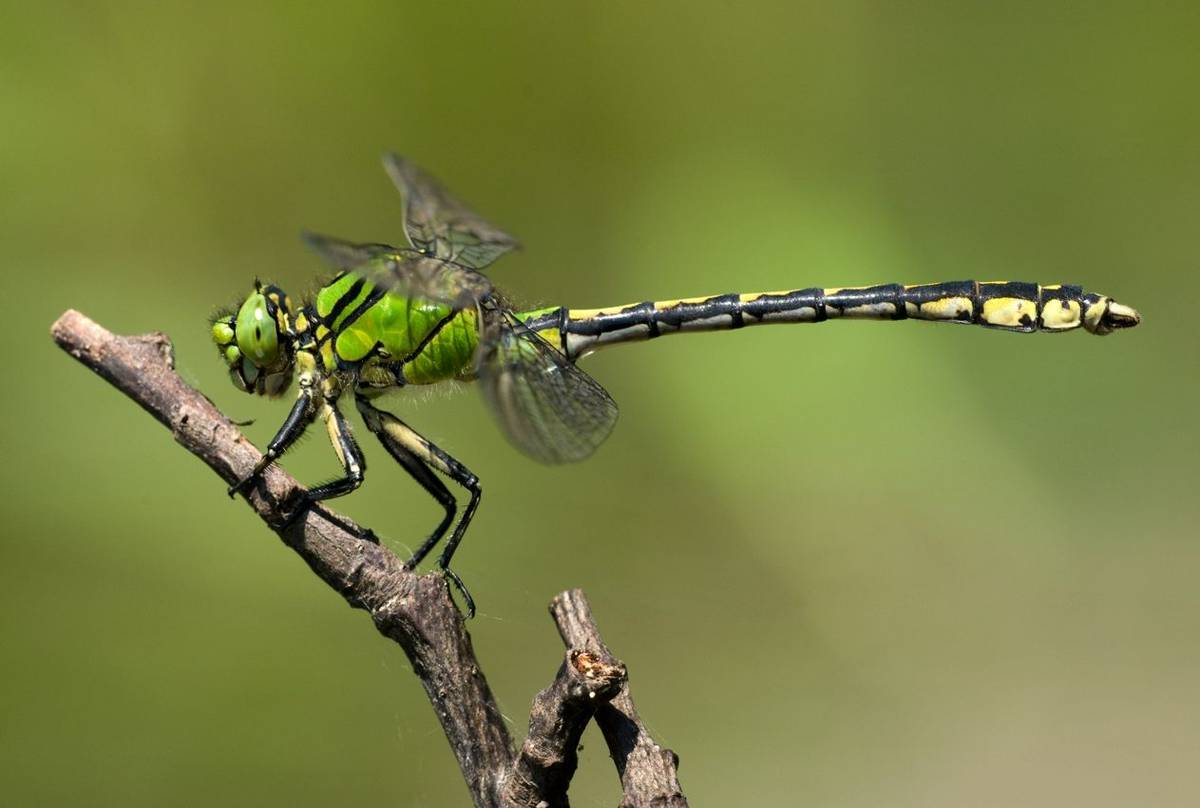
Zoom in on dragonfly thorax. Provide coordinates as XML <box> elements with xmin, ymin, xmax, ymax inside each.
<box><xmin>211</xmin><ymin>282</ymin><xmax>296</xmax><ymax>397</ymax></box>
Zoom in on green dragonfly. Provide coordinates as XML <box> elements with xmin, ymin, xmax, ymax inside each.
<box><xmin>213</xmin><ymin>153</ymin><xmax>1141</xmax><ymax>616</ymax></box>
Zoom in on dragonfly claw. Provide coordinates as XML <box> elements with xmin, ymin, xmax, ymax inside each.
<box><xmin>227</xmin><ymin>472</ymin><xmax>256</xmax><ymax>498</ymax></box>
<box><xmin>278</xmin><ymin>492</ymin><xmax>311</xmax><ymax>531</ymax></box>
<box><xmin>440</xmin><ymin>567</ymin><xmax>476</xmax><ymax>620</ymax></box>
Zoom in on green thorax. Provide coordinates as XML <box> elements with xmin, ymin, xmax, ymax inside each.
<box><xmin>314</xmin><ymin>270</ymin><xmax>480</xmax><ymax>385</ymax></box>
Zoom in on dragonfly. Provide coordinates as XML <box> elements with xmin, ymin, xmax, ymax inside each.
<box><xmin>213</xmin><ymin>153</ymin><xmax>1141</xmax><ymax>616</ymax></box>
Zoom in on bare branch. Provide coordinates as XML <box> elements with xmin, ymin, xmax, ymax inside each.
<box><xmin>551</xmin><ymin>590</ymin><xmax>689</xmax><ymax>808</ymax></box>
<box><xmin>51</xmin><ymin>310</ymin><xmax>514</xmax><ymax>807</ymax></box>
<box><xmin>502</xmin><ymin>649</ymin><xmax>627</xmax><ymax>808</ymax></box>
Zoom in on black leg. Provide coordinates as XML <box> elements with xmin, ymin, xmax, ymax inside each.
<box><xmin>277</xmin><ymin>399</ymin><xmax>368</xmax><ymax>533</ymax></box>
<box><xmin>356</xmin><ymin>394</ymin><xmax>482</xmax><ymax>617</ymax></box>
<box><xmin>228</xmin><ymin>388</ymin><xmax>316</xmax><ymax>497</ymax></box>
<box><xmin>367</xmin><ymin>424</ymin><xmax>457</xmax><ymax>566</ymax></box>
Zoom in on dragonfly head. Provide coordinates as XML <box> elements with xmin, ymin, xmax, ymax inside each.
<box><xmin>211</xmin><ymin>282</ymin><xmax>296</xmax><ymax>396</ymax></box>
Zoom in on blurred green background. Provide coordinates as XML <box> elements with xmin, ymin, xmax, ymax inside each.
<box><xmin>3</xmin><ymin>2</ymin><xmax>1198</xmax><ymax>805</ymax></box>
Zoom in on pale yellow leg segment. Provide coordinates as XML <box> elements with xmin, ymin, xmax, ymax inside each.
<box><xmin>303</xmin><ymin>400</ymin><xmax>366</xmax><ymax>502</ymax></box>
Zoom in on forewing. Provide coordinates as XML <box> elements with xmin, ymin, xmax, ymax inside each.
<box><xmin>302</xmin><ymin>231</ymin><xmax>395</xmax><ymax>268</ymax></box>
<box><xmin>478</xmin><ymin>308</ymin><xmax>619</xmax><ymax>464</ymax></box>
<box><xmin>303</xmin><ymin>231</ymin><xmax>493</xmax><ymax>309</ymax></box>
<box><xmin>373</xmin><ymin>252</ymin><xmax>494</xmax><ymax>309</ymax></box>
<box><xmin>383</xmin><ymin>153</ymin><xmax>520</xmax><ymax>270</ymax></box>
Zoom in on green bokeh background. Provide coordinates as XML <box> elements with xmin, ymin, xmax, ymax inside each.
<box><xmin>3</xmin><ymin>3</ymin><xmax>1198</xmax><ymax>805</ymax></box>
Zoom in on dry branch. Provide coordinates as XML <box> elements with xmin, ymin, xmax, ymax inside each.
<box><xmin>51</xmin><ymin>309</ymin><xmax>688</xmax><ymax>808</ymax></box>
<box><xmin>502</xmin><ymin>649</ymin><xmax>627</xmax><ymax>807</ymax></box>
<box><xmin>552</xmin><ymin>591</ymin><xmax>688</xmax><ymax>808</ymax></box>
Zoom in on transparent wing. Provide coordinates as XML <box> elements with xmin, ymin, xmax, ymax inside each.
<box><xmin>302</xmin><ymin>231</ymin><xmax>394</xmax><ymax>267</ymax></box>
<box><xmin>383</xmin><ymin>153</ymin><xmax>520</xmax><ymax>270</ymax></box>
<box><xmin>478</xmin><ymin>306</ymin><xmax>619</xmax><ymax>464</ymax></box>
<box><xmin>303</xmin><ymin>231</ymin><xmax>493</xmax><ymax>309</ymax></box>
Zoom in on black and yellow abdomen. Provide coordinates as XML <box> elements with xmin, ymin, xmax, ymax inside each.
<box><xmin>535</xmin><ymin>280</ymin><xmax>1141</xmax><ymax>361</ymax></box>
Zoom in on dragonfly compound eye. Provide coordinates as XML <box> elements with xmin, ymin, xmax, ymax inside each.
<box><xmin>212</xmin><ymin>289</ymin><xmax>295</xmax><ymax>395</ymax></box>
<box><xmin>235</xmin><ymin>292</ymin><xmax>281</xmax><ymax>367</ymax></box>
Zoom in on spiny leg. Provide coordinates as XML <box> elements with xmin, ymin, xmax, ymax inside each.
<box><xmin>358</xmin><ymin>403</ymin><xmax>457</xmax><ymax>561</ymax></box>
<box><xmin>270</xmin><ymin>397</ymin><xmax>371</xmax><ymax>532</ymax></box>
<box><xmin>356</xmin><ymin>393</ymin><xmax>482</xmax><ymax>617</ymax></box>
<box><xmin>227</xmin><ymin>377</ymin><xmax>370</xmax><ymax>536</ymax></box>
<box><xmin>228</xmin><ymin>385</ymin><xmax>318</xmax><ymax>497</ymax></box>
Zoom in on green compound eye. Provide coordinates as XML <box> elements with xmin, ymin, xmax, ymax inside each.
<box><xmin>235</xmin><ymin>292</ymin><xmax>280</xmax><ymax>367</ymax></box>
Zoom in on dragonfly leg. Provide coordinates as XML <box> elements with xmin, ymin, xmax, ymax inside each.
<box><xmin>228</xmin><ymin>386</ymin><xmax>317</xmax><ymax>498</ymax></box>
<box><xmin>302</xmin><ymin>399</ymin><xmax>366</xmax><ymax>503</ymax></box>
<box><xmin>355</xmin><ymin>393</ymin><xmax>481</xmax><ymax>617</ymax></box>
<box><xmin>266</xmin><ymin>398</ymin><xmax>369</xmax><ymax>537</ymax></box>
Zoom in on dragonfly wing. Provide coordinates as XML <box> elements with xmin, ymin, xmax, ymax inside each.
<box><xmin>478</xmin><ymin>307</ymin><xmax>619</xmax><ymax>464</ymax></box>
<box><xmin>302</xmin><ymin>231</ymin><xmax>395</xmax><ymax>268</ymax></box>
<box><xmin>383</xmin><ymin>153</ymin><xmax>520</xmax><ymax>270</ymax></box>
<box><xmin>304</xmin><ymin>231</ymin><xmax>493</xmax><ymax>309</ymax></box>
<box><xmin>373</xmin><ymin>252</ymin><xmax>494</xmax><ymax>310</ymax></box>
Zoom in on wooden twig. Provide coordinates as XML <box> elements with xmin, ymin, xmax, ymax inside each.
<box><xmin>502</xmin><ymin>649</ymin><xmax>627</xmax><ymax>808</ymax></box>
<box><xmin>51</xmin><ymin>309</ymin><xmax>689</xmax><ymax>808</ymax></box>
<box><xmin>551</xmin><ymin>590</ymin><xmax>688</xmax><ymax>808</ymax></box>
